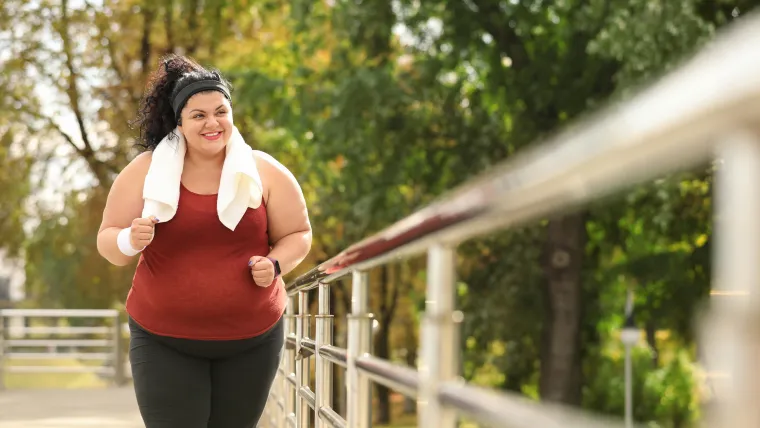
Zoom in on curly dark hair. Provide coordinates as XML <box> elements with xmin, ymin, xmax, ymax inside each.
<box><xmin>132</xmin><ymin>54</ymin><xmax>233</xmax><ymax>151</ymax></box>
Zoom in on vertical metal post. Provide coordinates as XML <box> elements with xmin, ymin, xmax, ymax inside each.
<box><xmin>284</xmin><ymin>296</ymin><xmax>297</xmax><ymax>426</ymax></box>
<box><xmin>265</xmin><ymin>384</ymin><xmax>276</xmax><ymax>428</ymax></box>
<box><xmin>347</xmin><ymin>271</ymin><xmax>372</xmax><ymax>428</ymax></box>
<box><xmin>269</xmin><ymin>393</ymin><xmax>275</xmax><ymax>428</ymax></box>
<box><xmin>275</xmin><ymin>312</ymin><xmax>287</xmax><ymax>428</ymax></box>
<box><xmin>112</xmin><ymin>312</ymin><xmax>126</xmax><ymax>386</ymax></box>
<box><xmin>296</xmin><ymin>290</ymin><xmax>310</xmax><ymax>428</ymax></box>
<box><xmin>623</xmin><ymin>288</ymin><xmax>634</xmax><ymax>428</ymax></box>
<box><xmin>703</xmin><ymin>130</ymin><xmax>760</xmax><ymax>428</ymax></box>
<box><xmin>315</xmin><ymin>282</ymin><xmax>334</xmax><ymax>428</ymax></box>
<box><xmin>418</xmin><ymin>245</ymin><xmax>458</xmax><ymax>428</ymax></box>
<box><xmin>0</xmin><ymin>311</ymin><xmax>5</xmax><ymax>391</ymax></box>
<box><xmin>624</xmin><ymin>347</ymin><xmax>632</xmax><ymax>428</ymax></box>
<box><xmin>274</xmin><ymin>364</ymin><xmax>283</xmax><ymax>427</ymax></box>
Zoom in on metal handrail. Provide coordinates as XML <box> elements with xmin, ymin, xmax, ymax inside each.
<box><xmin>0</xmin><ymin>308</ymin><xmax>127</xmax><ymax>389</ymax></box>
<box><xmin>273</xmin><ymin>12</ymin><xmax>760</xmax><ymax>428</ymax></box>
<box><xmin>265</xmin><ymin>9</ymin><xmax>760</xmax><ymax>428</ymax></box>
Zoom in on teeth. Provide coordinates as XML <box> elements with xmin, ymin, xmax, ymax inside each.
<box><xmin>204</xmin><ymin>132</ymin><xmax>220</xmax><ymax>136</ymax></box>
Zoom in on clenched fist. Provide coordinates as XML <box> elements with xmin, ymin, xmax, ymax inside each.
<box><xmin>130</xmin><ymin>216</ymin><xmax>159</xmax><ymax>250</ymax></box>
<box><xmin>248</xmin><ymin>256</ymin><xmax>275</xmax><ymax>287</ymax></box>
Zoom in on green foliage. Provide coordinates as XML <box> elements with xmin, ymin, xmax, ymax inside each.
<box><xmin>584</xmin><ymin>345</ymin><xmax>702</xmax><ymax>427</ymax></box>
<box><xmin>458</xmin><ymin>229</ymin><xmax>544</xmax><ymax>393</ymax></box>
<box><xmin>23</xmin><ymin>189</ymin><xmax>133</xmax><ymax>311</ymax></box>
<box><xmin>0</xmin><ymin>128</ymin><xmax>32</xmax><ymax>257</ymax></box>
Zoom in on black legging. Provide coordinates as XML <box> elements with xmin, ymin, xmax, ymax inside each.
<box><xmin>128</xmin><ymin>316</ymin><xmax>284</xmax><ymax>428</ymax></box>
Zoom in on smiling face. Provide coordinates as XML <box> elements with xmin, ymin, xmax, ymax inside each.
<box><xmin>177</xmin><ymin>91</ymin><xmax>233</xmax><ymax>157</ymax></box>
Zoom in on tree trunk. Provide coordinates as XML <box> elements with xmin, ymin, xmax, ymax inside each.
<box><xmin>332</xmin><ymin>284</ymin><xmax>348</xmax><ymax>416</ymax></box>
<box><xmin>539</xmin><ymin>212</ymin><xmax>586</xmax><ymax>405</ymax></box>
<box><xmin>374</xmin><ymin>265</ymin><xmax>396</xmax><ymax>424</ymax></box>
<box><xmin>374</xmin><ymin>323</ymin><xmax>392</xmax><ymax>424</ymax></box>
<box><xmin>186</xmin><ymin>0</ymin><xmax>201</xmax><ymax>55</ymax></box>
<box><xmin>403</xmin><ymin>344</ymin><xmax>417</xmax><ymax>414</ymax></box>
<box><xmin>140</xmin><ymin>2</ymin><xmax>155</xmax><ymax>76</ymax></box>
<box><xmin>163</xmin><ymin>0</ymin><xmax>175</xmax><ymax>54</ymax></box>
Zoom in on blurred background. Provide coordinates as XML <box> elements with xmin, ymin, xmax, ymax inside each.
<box><xmin>1</xmin><ymin>0</ymin><xmax>759</xmax><ymax>427</ymax></box>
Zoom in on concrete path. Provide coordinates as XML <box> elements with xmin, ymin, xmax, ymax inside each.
<box><xmin>0</xmin><ymin>388</ymin><xmax>143</xmax><ymax>427</ymax></box>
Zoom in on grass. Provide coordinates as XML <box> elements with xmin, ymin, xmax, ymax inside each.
<box><xmin>372</xmin><ymin>394</ymin><xmax>482</xmax><ymax>428</ymax></box>
<box><xmin>3</xmin><ymin>358</ymin><xmax>112</xmax><ymax>389</ymax></box>
<box><xmin>376</xmin><ymin>413</ymin><xmax>416</xmax><ymax>428</ymax></box>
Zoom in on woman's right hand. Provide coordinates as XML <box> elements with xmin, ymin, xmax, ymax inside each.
<box><xmin>130</xmin><ymin>216</ymin><xmax>159</xmax><ymax>250</ymax></box>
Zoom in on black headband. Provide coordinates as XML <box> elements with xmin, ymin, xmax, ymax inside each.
<box><xmin>172</xmin><ymin>80</ymin><xmax>231</xmax><ymax>119</ymax></box>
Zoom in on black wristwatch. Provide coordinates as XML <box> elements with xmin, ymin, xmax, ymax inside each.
<box><xmin>267</xmin><ymin>257</ymin><xmax>281</xmax><ymax>278</ymax></box>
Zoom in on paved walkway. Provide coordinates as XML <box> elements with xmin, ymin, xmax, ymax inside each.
<box><xmin>0</xmin><ymin>388</ymin><xmax>143</xmax><ymax>427</ymax></box>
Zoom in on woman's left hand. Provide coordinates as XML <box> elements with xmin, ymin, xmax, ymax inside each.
<box><xmin>248</xmin><ymin>256</ymin><xmax>275</xmax><ymax>287</ymax></box>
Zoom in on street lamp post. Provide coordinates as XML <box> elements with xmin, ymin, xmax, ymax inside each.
<box><xmin>620</xmin><ymin>287</ymin><xmax>639</xmax><ymax>428</ymax></box>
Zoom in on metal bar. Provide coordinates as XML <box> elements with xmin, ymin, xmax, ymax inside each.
<box><xmin>702</xmin><ymin>130</ymin><xmax>760</xmax><ymax>428</ymax></box>
<box><xmin>301</xmin><ymin>337</ymin><xmax>316</xmax><ymax>355</ymax></box>
<box><xmin>299</xmin><ymin>386</ymin><xmax>316</xmax><ymax>409</ymax></box>
<box><xmin>0</xmin><ymin>314</ymin><xmax>6</xmax><ymax>390</ymax></box>
<box><xmin>624</xmin><ymin>287</ymin><xmax>634</xmax><ymax>428</ymax></box>
<box><xmin>284</xmin><ymin>297</ymin><xmax>297</xmax><ymax>424</ymax></box>
<box><xmin>7</xmin><ymin>365</ymin><xmax>115</xmax><ymax>374</ymax></box>
<box><xmin>7</xmin><ymin>326</ymin><xmax>111</xmax><ymax>334</ymax></box>
<box><xmin>346</xmin><ymin>271</ymin><xmax>372</xmax><ymax>428</ymax></box>
<box><xmin>418</xmin><ymin>245</ymin><xmax>459</xmax><ymax>427</ymax></box>
<box><xmin>112</xmin><ymin>313</ymin><xmax>126</xmax><ymax>386</ymax></box>
<box><xmin>355</xmin><ymin>354</ymin><xmax>419</xmax><ymax>398</ymax></box>
<box><xmin>319</xmin><ymin>345</ymin><xmax>347</xmax><ymax>368</ymax></box>
<box><xmin>267</xmin><ymin>378</ymin><xmax>276</xmax><ymax>428</ymax></box>
<box><xmin>438</xmin><ymin>382</ymin><xmax>626</xmax><ymax>428</ymax></box>
<box><xmin>285</xmin><ymin>334</ymin><xmax>297</xmax><ymax>350</ymax></box>
<box><xmin>6</xmin><ymin>352</ymin><xmax>111</xmax><ymax>360</ymax></box>
<box><xmin>296</xmin><ymin>290</ymin><xmax>310</xmax><ymax>428</ymax></box>
<box><xmin>286</xmin><ymin>14</ymin><xmax>760</xmax><ymax>296</ymax></box>
<box><xmin>315</xmin><ymin>282</ymin><xmax>334</xmax><ymax>428</ymax></box>
<box><xmin>269</xmin><ymin>388</ymin><xmax>280</xmax><ymax>428</ymax></box>
<box><xmin>624</xmin><ymin>343</ymin><xmax>633</xmax><ymax>428</ymax></box>
<box><xmin>318</xmin><ymin>407</ymin><xmax>347</xmax><ymax>428</ymax></box>
<box><xmin>5</xmin><ymin>339</ymin><xmax>112</xmax><ymax>347</ymax></box>
<box><xmin>274</xmin><ymin>335</ymin><xmax>285</xmax><ymax>428</ymax></box>
<box><xmin>268</xmin><ymin>14</ymin><xmax>760</xmax><ymax>428</ymax></box>
<box><xmin>0</xmin><ymin>309</ymin><xmax>118</xmax><ymax>317</ymax></box>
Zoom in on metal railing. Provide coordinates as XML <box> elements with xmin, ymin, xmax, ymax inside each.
<box><xmin>0</xmin><ymin>309</ymin><xmax>127</xmax><ymax>389</ymax></box>
<box><xmin>261</xmin><ymin>10</ymin><xmax>760</xmax><ymax>428</ymax></box>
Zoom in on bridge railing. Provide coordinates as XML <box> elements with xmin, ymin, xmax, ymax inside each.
<box><xmin>0</xmin><ymin>309</ymin><xmax>127</xmax><ymax>390</ymax></box>
<box><xmin>262</xmin><ymin>10</ymin><xmax>760</xmax><ymax>428</ymax></box>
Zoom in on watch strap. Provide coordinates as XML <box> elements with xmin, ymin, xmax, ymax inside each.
<box><xmin>267</xmin><ymin>257</ymin><xmax>281</xmax><ymax>278</ymax></box>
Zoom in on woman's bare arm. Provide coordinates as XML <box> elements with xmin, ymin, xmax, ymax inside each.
<box><xmin>97</xmin><ymin>152</ymin><xmax>152</xmax><ymax>266</ymax></box>
<box><xmin>255</xmin><ymin>151</ymin><xmax>312</xmax><ymax>277</ymax></box>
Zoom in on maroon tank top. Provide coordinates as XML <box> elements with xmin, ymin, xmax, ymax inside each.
<box><xmin>125</xmin><ymin>183</ymin><xmax>287</xmax><ymax>340</ymax></box>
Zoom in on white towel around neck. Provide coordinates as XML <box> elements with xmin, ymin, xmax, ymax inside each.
<box><xmin>141</xmin><ymin>126</ymin><xmax>263</xmax><ymax>231</ymax></box>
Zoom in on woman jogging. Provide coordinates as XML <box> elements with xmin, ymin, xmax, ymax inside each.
<box><xmin>96</xmin><ymin>54</ymin><xmax>312</xmax><ymax>428</ymax></box>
